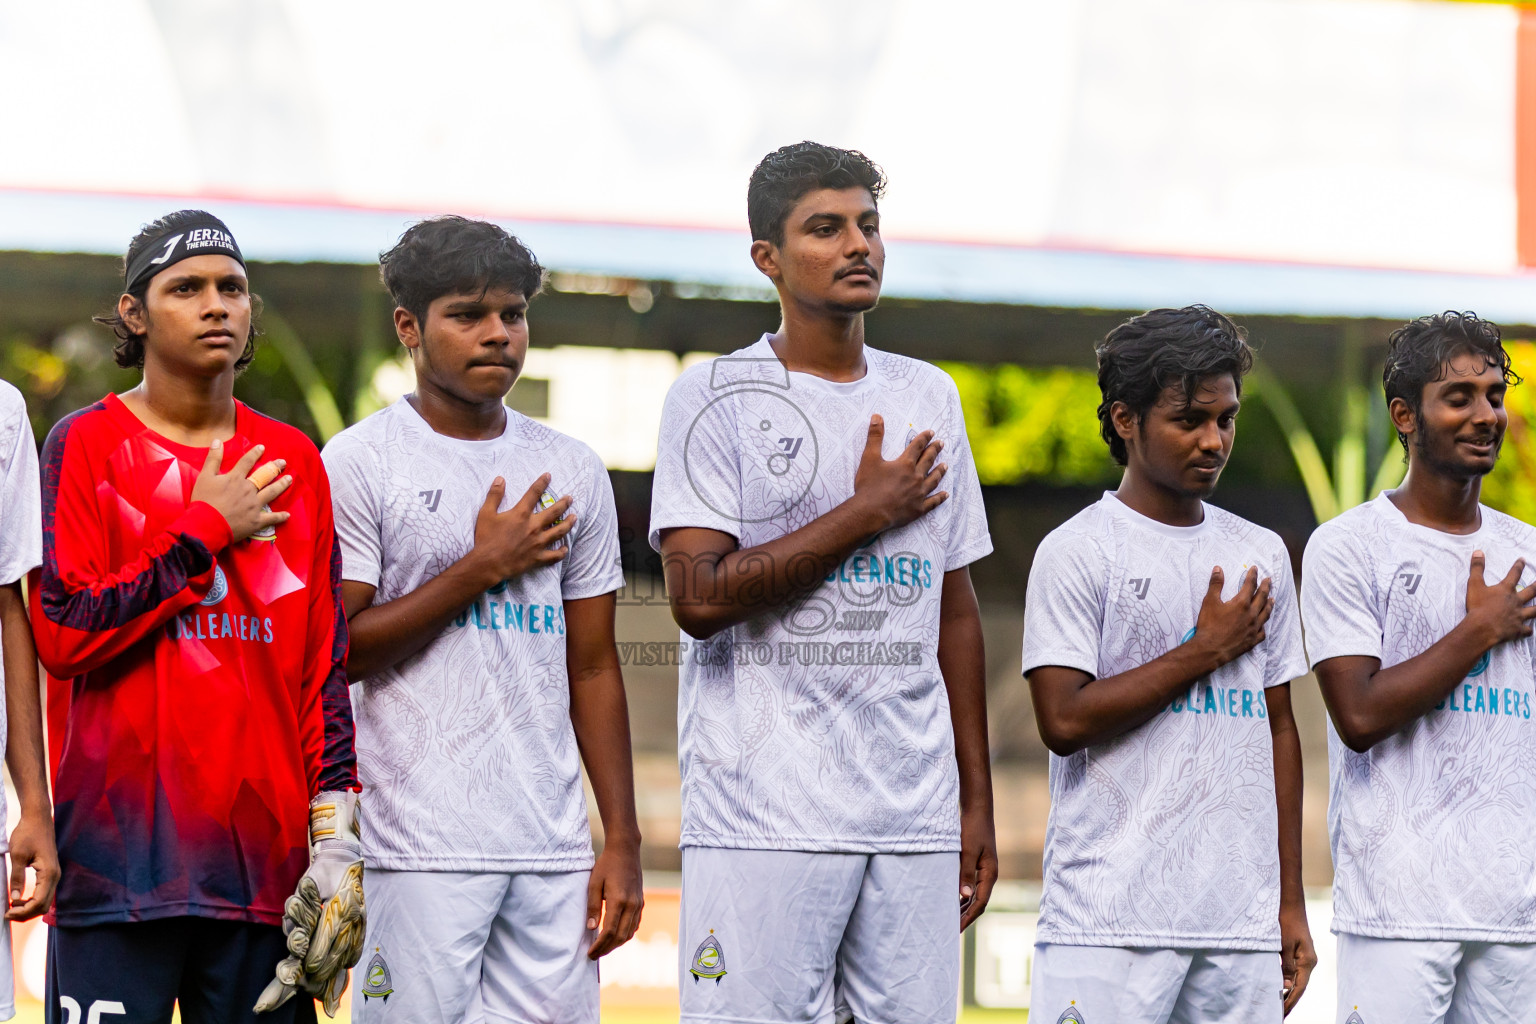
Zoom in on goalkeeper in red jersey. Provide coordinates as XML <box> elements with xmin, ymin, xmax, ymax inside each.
<box><xmin>29</xmin><ymin>210</ymin><xmax>362</xmax><ymax>1024</ymax></box>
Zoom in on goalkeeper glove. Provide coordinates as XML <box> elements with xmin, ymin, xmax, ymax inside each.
<box><xmin>255</xmin><ymin>790</ymin><xmax>366</xmax><ymax>1017</ymax></box>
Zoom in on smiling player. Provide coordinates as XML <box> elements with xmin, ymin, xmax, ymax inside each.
<box><xmin>30</xmin><ymin>210</ymin><xmax>360</xmax><ymax>1023</ymax></box>
<box><xmin>1302</xmin><ymin>312</ymin><xmax>1536</xmax><ymax>1024</ymax></box>
<box><xmin>1023</xmin><ymin>306</ymin><xmax>1315</xmax><ymax>1022</ymax></box>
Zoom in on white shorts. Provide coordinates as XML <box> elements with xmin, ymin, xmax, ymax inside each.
<box><xmin>1030</xmin><ymin>943</ymin><xmax>1283</xmax><ymax>1024</ymax></box>
<box><xmin>678</xmin><ymin>848</ymin><xmax>959</xmax><ymax>1024</ymax></box>
<box><xmin>0</xmin><ymin>920</ymin><xmax>12</xmax><ymax>1021</ymax></box>
<box><xmin>1335</xmin><ymin>934</ymin><xmax>1536</xmax><ymax>1024</ymax></box>
<box><xmin>351</xmin><ymin>869</ymin><xmax>596</xmax><ymax>1024</ymax></box>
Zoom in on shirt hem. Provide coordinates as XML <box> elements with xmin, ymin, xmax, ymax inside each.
<box><xmin>562</xmin><ymin>575</ymin><xmax>625</xmax><ymax>601</ymax></box>
<box><xmin>679</xmin><ymin>834</ymin><xmax>959</xmax><ymax>854</ymax></box>
<box><xmin>363</xmin><ymin>854</ymin><xmax>595</xmax><ymax>872</ymax></box>
<box><xmin>648</xmin><ymin>517</ymin><xmax>741</xmax><ymax>551</ymax></box>
<box><xmin>1022</xmin><ymin>651</ymin><xmax>1099</xmax><ymax>678</ymax></box>
<box><xmin>52</xmin><ymin>901</ymin><xmax>284</xmax><ymax>928</ymax></box>
<box><xmin>1331</xmin><ymin>921</ymin><xmax>1536</xmax><ymax>943</ymax></box>
<box><xmin>1036</xmin><ymin>930</ymin><xmax>1281</xmax><ymax>952</ymax></box>
<box><xmin>946</xmin><ymin>539</ymin><xmax>994</xmax><ymax>571</ymax></box>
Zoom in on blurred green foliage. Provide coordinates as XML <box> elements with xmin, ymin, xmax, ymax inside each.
<box><xmin>1479</xmin><ymin>340</ymin><xmax>1536</xmax><ymax>522</ymax></box>
<box><xmin>939</xmin><ymin>362</ymin><xmax>1118</xmax><ymax>486</ymax></box>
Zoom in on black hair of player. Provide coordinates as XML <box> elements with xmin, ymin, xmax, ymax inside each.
<box><xmin>93</xmin><ymin>209</ymin><xmax>259</xmax><ymax>372</ymax></box>
<box><xmin>747</xmin><ymin>142</ymin><xmax>887</xmax><ymax>247</ymax></box>
<box><xmin>379</xmin><ymin>216</ymin><xmax>545</xmax><ymax>325</ymax></box>
<box><xmin>1095</xmin><ymin>305</ymin><xmax>1255</xmax><ymax>466</ymax></box>
<box><xmin>1382</xmin><ymin>311</ymin><xmax>1521</xmax><ymax>457</ymax></box>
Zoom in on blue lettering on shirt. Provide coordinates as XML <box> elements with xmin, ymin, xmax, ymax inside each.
<box><xmin>450</xmin><ymin>592</ymin><xmax>566</xmax><ymax>636</ymax></box>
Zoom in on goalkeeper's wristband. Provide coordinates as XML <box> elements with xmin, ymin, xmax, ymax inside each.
<box><xmin>309</xmin><ymin>790</ymin><xmax>361</xmax><ymax>852</ymax></box>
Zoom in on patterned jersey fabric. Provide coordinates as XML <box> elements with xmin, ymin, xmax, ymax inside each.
<box><xmin>324</xmin><ymin>398</ymin><xmax>623</xmax><ymax>872</ymax></box>
<box><xmin>649</xmin><ymin>337</ymin><xmax>993</xmax><ymax>853</ymax></box>
<box><xmin>1302</xmin><ymin>491</ymin><xmax>1536</xmax><ymax>941</ymax></box>
<box><xmin>1021</xmin><ymin>493</ymin><xmax>1306</xmax><ymax>950</ymax></box>
<box><xmin>30</xmin><ymin>394</ymin><xmax>358</xmax><ymax>926</ymax></box>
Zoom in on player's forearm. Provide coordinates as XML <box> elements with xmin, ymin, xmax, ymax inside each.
<box><xmin>569</xmin><ymin>663</ymin><xmax>642</xmax><ymax>848</ymax></box>
<box><xmin>345</xmin><ymin>554</ymin><xmax>500</xmax><ymax>679</ymax></box>
<box><xmin>1268</xmin><ymin>685</ymin><xmax>1306</xmax><ymax>911</ymax></box>
<box><xmin>0</xmin><ymin>585</ymin><xmax>49</xmax><ymax>817</ymax></box>
<box><xmin>1032</xmin><ymin>642</ymin><xmax>1224</xmax><ymax>755</ymax></box>
<box><xmin>938</xmin><ymin>572</ymin><xmax>992</xmax><ymax>814</ymax></box>
<box><xmin>665</xmin><ymin>496</ymin><xmax>885</xmax><ymax>639</ymax></box>
<box><xmin>1325</xmin><ymin>621</ymin><xmax>1492</xmax><ymax>751</ymax></box>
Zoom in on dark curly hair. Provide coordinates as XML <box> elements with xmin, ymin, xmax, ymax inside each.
<box><xmin>747</xmin><ymin>142</ymin><xmax>886</xmax><ymax>246</ymax></box>
<box><xmin>92</xmin><ymin>209</ymin><xmax>257</xmax><ymax>371</ymax></box>
<box><xmin>379</xmin><ymin>216</ymin><xmax>544</xmax><ymax>324</ymax></box>
<box><xmin>1383</xmin><ymin>311</ymin><xmax>1521</xmax><ymax>456</ymax></box>
<box><xmin>1095</xmin><ymin>305</ymin><xmax>1255</xmax><ymax>466</ymax></box>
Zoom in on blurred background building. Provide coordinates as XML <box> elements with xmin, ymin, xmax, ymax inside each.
<box><xmin>4</xmin><ymin>0</ymin><xmax>1536</xmax><ymax>1018</ymax></box>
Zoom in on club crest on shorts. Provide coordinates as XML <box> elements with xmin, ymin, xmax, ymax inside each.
<box><xmin>1056</xmin><ymin>1003</ymin><xmax>1086</xmax><ymax>1024</ymax></box>
<box><xmin>361</xmin><ymin>948</ymin><xmax>393</xmax><ymax>1001</ymax></box>
<box><xmin>689</xmin><ymin>929</ymin><xmax>727</xmax><ymax>983</ymax></box>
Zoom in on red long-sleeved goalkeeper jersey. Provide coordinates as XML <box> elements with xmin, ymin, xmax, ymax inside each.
<box><xmin>29</xmin><ymin>394</ymin><xmax>359</xmax><ymax>926</ymax></box>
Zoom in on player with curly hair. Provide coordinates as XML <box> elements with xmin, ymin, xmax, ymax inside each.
<box><xmin>1304</xmin><ymin>312</ymin><xmax>1536</xmax><ymax>1023</ymax></box>
<box><xmin>1023</xmin><ymin>305</ymin><xmax>1315</xmax><ymax>1022</ymax></box>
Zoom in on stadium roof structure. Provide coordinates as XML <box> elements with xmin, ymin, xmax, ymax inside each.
<box><xmin>5</xmin><ymin>187</ymin><xmax>1536</xmax><ymax>330</ymax></box>
<box><xmin>6</xmin><ymin>0</ymin><xmax>1536</xmax><ymax>354</ymax></box>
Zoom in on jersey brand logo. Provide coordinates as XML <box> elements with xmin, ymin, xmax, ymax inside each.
<box><xmin>148</xmin><ymin>234</ymin><xmax>183</xmax><ymax>264</ymax></box>
<box><xmin>1128</xmin><ymin>577</ymin><xmax>1151</xmax><ymax>600</ymax></box>
<box><xmin>1399</xmin><ymin>573</ymin><xmax>1422</xmax><ymax>594</ymax></box>
<box><xmin>689</xmin><ymin>930</ymin><xmax>727</xmax><ymax>983</ymax></box>
<box><xmin>419</xmin><ymin>489</ymin><xmax>442</xmax><ymax>512</ymax></box>
<box><xmin>777</xmin><ymin>436</ymin><xmax>804</xmax><ymax>459</ymax></box>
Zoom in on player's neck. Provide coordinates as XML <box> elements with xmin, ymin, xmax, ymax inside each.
<box><xmin>1114</xmin><ymin>466</ymin><xmax>1205</xmax><ymax>528</ymax></box>
<box><xmin>1387</xmin><ymin>462</ymin><xmax>1483</xmax><ymax>534</ymax></box>
<box><xmin>407</xmin><ymin>381</ymin><xmax>508</xmax><ymax>441</ymax></box>
<box><xmin>767</xmin><ymin>304</ymin><xmax>866</xmax><ymax>383</ymax></box>
<box><xmin>120</xmin><ymin>359</ymin><xmax>237</xmax><ymax>447</ymax></box>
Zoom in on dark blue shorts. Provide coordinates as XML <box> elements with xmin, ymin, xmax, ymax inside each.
<box><xmin>46</xmin><ymin>917</ymin><xmax>319</xmax><ymax>1024</ymax></box>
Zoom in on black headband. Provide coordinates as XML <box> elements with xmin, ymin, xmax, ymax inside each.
<box><xmin>124</xmin><ymin>214</ymin><xmax>245</xmax><ymax>295</ymax></box>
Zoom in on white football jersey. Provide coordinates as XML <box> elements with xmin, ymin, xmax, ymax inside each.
<box><xmin>1021</xmin><ymin>493</ymin><xmax>1306</xmax><ymax>950</ymax></box>
<box><xmin>323</xmin><ymin>398</ymin><xmax>623</xmax><ymax>872</ymax></box>
<box><xmin>1302</xmin><ymin>491</ymin><xmax>1536</xmax><ymax>941</ymax></box>
<box><xmin>648</xmin><ymin>337</ymin><xmax>992</xmax><ymax>853</ymax></box>
<box><xmin>0</xmin><ymin>381</ymin><xmax>40</xmax><ymax>855</ymax></box>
